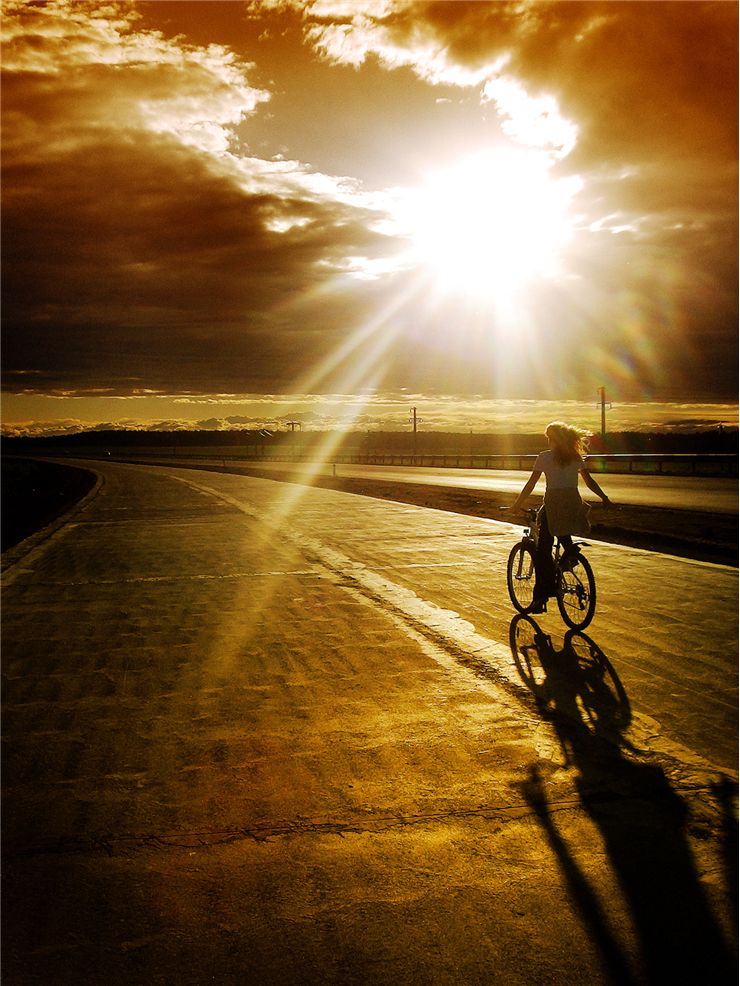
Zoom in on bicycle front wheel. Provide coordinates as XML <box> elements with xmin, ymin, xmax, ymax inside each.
<box><xmin>507</xmin><ymin>542</ymin><xmax>536</xmax><ymax>613</ymax></box>
<box><xmin>556</xmin><ymin>554</ymin><xmax>596</xmax><ymax>629</ymax></box>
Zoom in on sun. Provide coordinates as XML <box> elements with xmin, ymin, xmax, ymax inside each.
<box><xmin>400</xmin><ymin>148</ymin><xmax>582</xmax><ymax>302</ymax></box>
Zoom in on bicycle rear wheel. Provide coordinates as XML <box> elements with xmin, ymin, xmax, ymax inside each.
<box><xmin>556</xmin><ymin>554</ymin><xmax>596</xmax><ymax>629</ymax></box>
<box><xmin>507</xmin><ymin>542</ymin><xmax>536</xmax><ymax>613</ymax></box>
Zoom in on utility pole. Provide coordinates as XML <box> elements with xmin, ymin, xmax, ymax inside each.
<box><xmin>409</xmin><ymin>406</ymin><xmax>421</xmax><ymax>457</ymax></box>
<box><xmin>285</xmin><ymin>420</ymin><xmax>302</xmax><ymax>462</ymax></box>
<box><xmin>597</xmin><ymin>387</ymin><xmax>611</xmax><ymax>440</ymax></box>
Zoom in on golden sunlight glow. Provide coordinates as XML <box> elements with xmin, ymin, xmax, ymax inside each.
<box><xmin>400</xmin><ymin>149</ymin><xmax>583</xmax><ymax>301</ymax></box>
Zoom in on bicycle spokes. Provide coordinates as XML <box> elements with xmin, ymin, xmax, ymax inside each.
<box><xmin>507</xmin><ymin>542</ymin><xmax>536</xmax><ymax>614</ymax></box>
<box><xmin>557</xmin><ymin>557</ymin><xmax>596</xmax><ymax>630</ymax></box>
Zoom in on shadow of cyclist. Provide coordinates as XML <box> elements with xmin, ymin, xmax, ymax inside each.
<box><xmin>509</xmin><ymin>615</ymin><xmax>737</xmax><ymax>985</ymax></box>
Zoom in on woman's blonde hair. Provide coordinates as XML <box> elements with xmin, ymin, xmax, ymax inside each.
<box><xmin>545</xmin><ymin>421</ymin><xmax>591</xmax><ymax>465</ymax></box>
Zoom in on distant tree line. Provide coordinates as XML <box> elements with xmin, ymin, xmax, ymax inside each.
<box><xmin>3</xmin><ymin>426</ymin><xmax>737</xmax><ymax>456</ymax></box>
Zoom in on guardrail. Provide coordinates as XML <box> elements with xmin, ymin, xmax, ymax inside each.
<box><xmin>266</xmin><ymin>452</ymin><xmax>738</xmax><ymax>476</ymax></box>
<box><xmin>586</xmin><ymin>454</ymin><xmax>737</xmax><ymax>477</ymax></box>
<box><xmin>55</xmin><ymin>448</ymin><xmax>738</xmax><ymax>477</ymax></box>
<box><xmin>338</xmin><ymin>453</ymin><xmax>737</xmax><ymax>475</ymax></box>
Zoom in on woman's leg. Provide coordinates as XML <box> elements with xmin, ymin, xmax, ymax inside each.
<box><xmin>534</xmin><ymin>509</ymin><xmax>557</xmax><ymax>600</ymax></box>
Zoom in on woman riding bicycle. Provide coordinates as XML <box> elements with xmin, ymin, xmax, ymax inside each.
<box><xmin>510</xmin><ymin>421</ymin><xmax>611</xmax><ymax>613</ymax></box>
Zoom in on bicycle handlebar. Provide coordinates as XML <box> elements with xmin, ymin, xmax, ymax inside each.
<box><xmin>499</xmin><ymin>506</ymin><xmax>539</xmax><ymax>519</ymax></box>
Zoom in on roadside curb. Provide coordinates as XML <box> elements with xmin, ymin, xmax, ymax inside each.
<box><xmin>1</xmin><ymin>464</ymin><xmax>104</xmax><ymax>574</ymax></box>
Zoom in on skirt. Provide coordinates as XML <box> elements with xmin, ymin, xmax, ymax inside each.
<box><xmin>543</xmin><ymin>488</ymin><xmax>591</xmax><ymax>537</ymax></box>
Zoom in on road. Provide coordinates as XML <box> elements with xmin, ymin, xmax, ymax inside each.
<box><xmin>250</xmin><ymin>460</ymin><xmax>738</xmax><ymax>513</ymax></box>
<box><xmin>2</xmin><ymin>460</ymin><xmax>737</xmax><ymax>985</ymax></box>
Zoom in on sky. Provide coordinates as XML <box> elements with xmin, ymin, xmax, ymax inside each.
<box><xmin>1</xmin><ymin>0</ymin><xmax>738</xmax><ymax>436</ymax></box>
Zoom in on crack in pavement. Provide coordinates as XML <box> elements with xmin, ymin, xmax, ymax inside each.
<box><xmin>2</xmin><ymin>792</ymin><xmax>658</xmax><ymax>859</ymax></box>
<box><xmin>5</xmin><ymin>776</ymin><xmax>728</xmax><ymax>861</ymax></box>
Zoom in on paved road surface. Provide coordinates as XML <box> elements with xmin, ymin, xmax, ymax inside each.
<box><xmin>247</xmin><ymin>460</ymin><xmax>738</xmax><ymax>514</ymax></box>
<box><xmin>2</xmin><ymin>461</ymin><xmax>737</xmax><ymax>985</ymax></box>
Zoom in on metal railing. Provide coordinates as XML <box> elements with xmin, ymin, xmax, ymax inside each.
<box><xmin>58</xmin><ymin>447</ymin><xmax>738</xmax><ymax>477</ymax></box>
<box><xmin>264</xmin><ymin>452</ymin><xmax>738</xmax><ymax>476</ymax></box>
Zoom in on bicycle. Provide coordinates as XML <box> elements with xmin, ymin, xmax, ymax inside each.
<box><xmin>504</xmin><ymin>507</ymin><xmax>597</xmax><ymax>630</ymax></box>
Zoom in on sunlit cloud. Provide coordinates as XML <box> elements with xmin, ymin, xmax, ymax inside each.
<box><xmin>481</xmin><ymin>76</ymin><xmax>578</xmax><ymax>160</ymax></box>
<box><xmin>279</xmin><ymin>0</ymin><xmax>577</xmax><ymax>157</ymax></box>
<box><xmin>2</xmin><ymin>0</ymin><xmax>270</xmax><ymax>156</ymax></box>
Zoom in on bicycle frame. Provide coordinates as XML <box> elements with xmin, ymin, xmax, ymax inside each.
<box><xmin>521</xmin><ymin>507</ymin><xmax>540</xmax><ymax>547</ymax></box>
<box><xmin>521</xmin><ymin>507</ymin><xmax>588</xmax><ymax>567</ymax></box>
<box><xmin>507</xmin><ymin>506</ymin><xmax>597</xmax><ymax>629</ymax></box>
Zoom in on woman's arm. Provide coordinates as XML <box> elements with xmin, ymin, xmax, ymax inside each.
<box><xmin>580</xmin><ymin>467</ymin><xmax>611</xmax><ymax>504</ymax></box>
<box><xmin>511</xmin><ymin>469</ymin><xmax>543</xmax><ymax>511</ymax></box>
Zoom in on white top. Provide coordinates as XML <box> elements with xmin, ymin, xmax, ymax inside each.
<box><xmin>533</xmin><ymin>449</ymin><xmax>584</xmax><ymax>490</ymax></box>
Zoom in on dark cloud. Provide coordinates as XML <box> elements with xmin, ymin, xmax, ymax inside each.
<box><xmin>2</xmin><ymin>126</ymin><xmax>391</xmax><ymax>393</ymax></box>
<box><xmin>1</xmin><ymin>0</ymin><xmax>397</xmax><ymax>398</ymax></box>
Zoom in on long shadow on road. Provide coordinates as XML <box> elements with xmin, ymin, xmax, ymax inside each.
<box><xmin>509</xmin><ymin>616</ymin><xmax>738</xmax><ymax>985</ymax></box>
